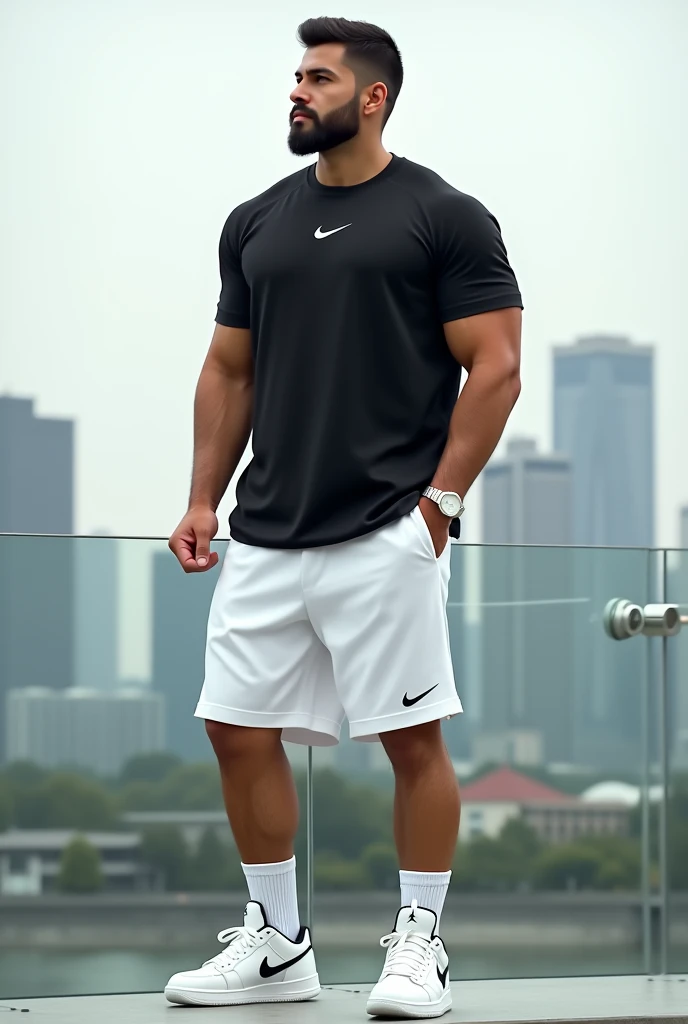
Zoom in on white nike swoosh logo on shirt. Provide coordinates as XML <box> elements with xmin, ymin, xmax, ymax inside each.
<box><xmin>314</xmin><ymin>223</ymin><xmax>352</xmax><ymax>239</ymax></box>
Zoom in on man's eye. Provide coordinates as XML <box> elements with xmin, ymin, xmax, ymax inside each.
<box><xmin>316</xmin><ymin>76</ymin><xmax>329</xmax><ymax>83</ymax></box>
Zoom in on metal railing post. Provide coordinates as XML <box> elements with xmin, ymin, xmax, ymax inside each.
<box><xmin>306</xmin><ymin>744</ymin><xmax>314</xmax><ymax>934</ymax></box>
<box><xmin>657</xmin><ymin>551</ymin><xmax>670</xmax><ymax>975</ymax></box>
<box><xmin>641</xmin><ymin>624</ymin><xmax>652</xmax><ymax>974</ymax></box>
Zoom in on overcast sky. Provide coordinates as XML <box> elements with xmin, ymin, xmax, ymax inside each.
<box><xmin>2</xmin><ymin>0</ymin><xmax>687</xmax><ymax>547</ymax></box>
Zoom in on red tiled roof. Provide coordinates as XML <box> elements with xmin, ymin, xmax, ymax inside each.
<box><xmin>460</xmin><ymin>766</ymin><xmax>575</xmax><ymax>804</ymax></box>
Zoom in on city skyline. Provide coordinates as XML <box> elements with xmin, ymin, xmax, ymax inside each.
<box><xmin>553</xmin><ymin>335</ymin><xmax>654</xmax><ymax>547</ymax></box>
<box><xmin>482</xmin><ymin>437</ymin><xmax>573</xmax><ymax>546</ymax></box>
<box><xmin>2</xmin><ymin>328</ymin><xmax>680</xmax><ymax>547</ymax></box>
<box><xmin>1</xmin><ymin>0</ymin><xmax>686</xmax><ymax>546</ymax></box>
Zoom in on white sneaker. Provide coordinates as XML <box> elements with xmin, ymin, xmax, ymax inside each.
<box><xmin>164</xmin><ymin>901</ymin><xmax>320</xmax><ymax>1006</ymax></box>
<box><xmin>366</xmin><ymin>900</ymin><xmax>451</xmax><ymax>1019</ymax></box>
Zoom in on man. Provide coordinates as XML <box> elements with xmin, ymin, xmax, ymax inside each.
<box><xmin>166</xmin><ymin>15</ymin><xmax>521</xmax><ymax>1020</ymax></box>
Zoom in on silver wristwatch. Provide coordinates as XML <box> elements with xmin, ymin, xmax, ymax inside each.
<box><xmin>422</xmin><ymin>486</ymin><xmax>465</xmax><ymax>519</ymax></box>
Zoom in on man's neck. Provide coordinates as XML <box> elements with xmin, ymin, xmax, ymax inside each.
<box><xmin>315</xmin><ymin>143</ymin><xmax>392</xmax><ymax>188</ymax></box>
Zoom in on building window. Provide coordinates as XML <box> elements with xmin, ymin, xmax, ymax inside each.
<box><xmin>468</xmin><ymin>809</ymin><xmax>483</xmax><ymax>837</ymax></box>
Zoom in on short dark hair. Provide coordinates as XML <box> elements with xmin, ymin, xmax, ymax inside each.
<box><xmin>297</xmin><ymin>17</ymin><xmax>403</xmax><ymax>125</ymax></box>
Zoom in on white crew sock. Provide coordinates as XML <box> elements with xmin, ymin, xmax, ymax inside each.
<box><xmin>399</xmin><ymin>869</ymin><xmax>452</xmax><ymax>928</ymax></box>
<box><xmin>241</xmin><ymin>856</ymin><xmax>300</xmax><ymax>942</ymax></box>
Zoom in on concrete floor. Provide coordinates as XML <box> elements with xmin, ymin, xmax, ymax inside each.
<box><xmin>3</xmin><ymin>976</ymin><xmax>688</xmax><ymax>1023</ymax></box>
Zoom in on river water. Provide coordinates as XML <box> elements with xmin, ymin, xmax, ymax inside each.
<box><xmin>0</xmin><ymin>946</ymin><xmax>649</xmax><ymax>1001</ymax></box>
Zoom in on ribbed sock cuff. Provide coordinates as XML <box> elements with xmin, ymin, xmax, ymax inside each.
<box><xmin>399</xmin><ymin>869</ymin><xmax>452</xmax><ymax>927</ymax></box>
<box><xmin>242</xmin><ymin>856</ymin><xmax>300</xmax><ymax>942</ymax></box>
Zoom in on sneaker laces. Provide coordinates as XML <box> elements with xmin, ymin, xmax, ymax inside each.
<box><xmin>203</xmin><ymin>925</ymin><xmax>262</xmax><ymax>971</ymax></box>
<box><xmin>379</xmin><ymin>905</ymin><xmax>433</xmax><ymax>982</ymax></box>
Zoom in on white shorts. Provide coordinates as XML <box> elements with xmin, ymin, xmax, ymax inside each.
<box><xmin>195</xmin><ymin>506</ymin><xmax>463</xmax><ymax>746</ymax></box>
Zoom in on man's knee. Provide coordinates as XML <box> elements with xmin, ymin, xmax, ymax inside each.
<box><xmin>381</xmin><ymin>719</ymin><xmax>446</xmax><ymax>774</ymax></box>
<box><xmin>205</xmin><ymin>720</ymin><xmax>282</xmax><ymax>766</ymax></box>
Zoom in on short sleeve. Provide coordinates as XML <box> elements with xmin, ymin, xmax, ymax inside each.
<box><xmin>215</xmin><ymin>213</ymin><xmax>251</xmax><ymax>328</ymax></box>
<box><xmin>432</xmin><ymin>192</ymin><xmax>523</xmax><ymax>323</ymax></box>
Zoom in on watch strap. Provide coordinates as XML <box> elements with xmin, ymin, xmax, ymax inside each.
<box><xmin>423</xmin><ymin>486</ymin><xmax>444</xmax><ymax>504</ymax></box>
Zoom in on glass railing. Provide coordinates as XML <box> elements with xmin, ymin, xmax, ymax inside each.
<box><xmin>0</xmin><ymin>533</ymin><xmax>685</xmax><ymax>999</ymax></box>
<box><xmin>665</xmin><ymin>550</ymin><xmax>688</xmax><ymax>975</ymax></box>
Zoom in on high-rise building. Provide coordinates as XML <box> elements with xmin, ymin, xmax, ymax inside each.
<box><xmin>152</xmin><ymin>547</ymin><xmax>227</xmax><ymax>762</ymax></box>
<box><xmin>0</xmin><ymin>397</ymin><xmax>76</xmax><ymax>761</ymax></box>
<box><xmin>443</xmin><ymin>545</ymin><xmax>472</xmax><ymax>762</ymax></box>
<box><xmin>5</xmin><ymin>687</ymin><xmax>165</xmax><ymax>776</ymax></box>
<box><xmin>552</xmin><ymin>338</ymin><xmax>654</xmax><ymax>771</ymax></box>
<box><xmin>482</xmin><ymin>437</ymin><xmax>573</xmax><ymax>545</ymax></box>
<box><xmin>478</xmin><ymin>542</ymin><xmax>576</xmax><ymax>767</ymax></box>
<box><xmin>74</xmin><ymin>533</ymin><xmax>118</xmax><ymax>690</ymax></box>
<box><xmin>478</xmin><ymin>439</ymin><xmax>575</xmax><ymax>767</ymax></box>
<box><xmin>553</xmin><ymin>335</ymin><xmax>654</xmax><ymax>547</ymax></box>
<box><xmin>0</xmin><ymin>396</ymin><xmax>74</xmax><ymax>533</ymax></box>
<box><xmin>681</xmin><ymin>507</ymin><xmax>688</xmax><ymax>550</ymax></box>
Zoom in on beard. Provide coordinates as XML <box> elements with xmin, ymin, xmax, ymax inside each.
<box><xmin>288</xmin><ymin>94</ymin><xmax>360</xmax><ymax>156</ymax></box>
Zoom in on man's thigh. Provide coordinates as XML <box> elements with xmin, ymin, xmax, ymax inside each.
<box><xmin>305</xmin><ymin>508</ymin><xmax>462</xmax><ymax>743</ymax></box>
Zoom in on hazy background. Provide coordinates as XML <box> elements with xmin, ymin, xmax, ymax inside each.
<box><xmin>1</xmin><ymin>0</ymin><xmax>686</xmax><ymax>544</ymax></box>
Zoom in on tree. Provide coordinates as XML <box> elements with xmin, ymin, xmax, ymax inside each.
<box><xmin>0</xmin><ymin>781</ymin><xmax>12</xmax><ymax>831</ymax></box>
<box><xmin>361</xmin><ymin>842</ymin><xmax>398</xmax><ymax>890</ymax></box>
<box><xmin>58</xmin><ymin>836</ymin><xmax>104</xmax><ymax>893</ymax></box>
<box><xmin>667</xmin><ymin>777</ymin><xmax>688</xmax><ymax>890</ymax></box>
<box><xmin>581</xmin><ymin>835</ymin><xmax>640</xmax><ymax>889</ymax></box>
<box><xmin>119</xmin><ymin>752</ymin><xmax>183</xmax><ymax>785</ymax></box>
<box><xmin>451</xmin><ymin>818</ymin><xmax>542</xmax><ymax>893</ymax></box>
<box><xmin>534</xmin><ymin>844</ymin><xmax>602</xmax><ymax>890</ymax></box>
<box><xmin>314</xmin><ymin>851</ymin><xmax>368</xmax><ymax>890</ymax></box>
<box><xmin>14</xmin><ymin>773</ymin><xmax>119</xmax><ymax>830</ymax></box>
<box><xmin>456</xmin><ymin>835</ymin><xmax>521</xmax><ymax>891</ymax></box>
<box><xmin>140</xmin><ymin>825</ymin><xmax>191</xmax><ymax>890</ymax></box>
<box><xmin>187</xmin><ymin>827</ymin><xmax>237</xmax><ymax>891</ymax></box>
<box><xmin>1</xmin><ymin>761</ymin><xmax>48</xmax><ymax>788</ymax></box>
<box><xmin>312</xmin><ymin>769</ymin><xmax>392</xmax><ymax>860</ymax></box>
<box><xmin>120</xmin><ymin>780</ymin><xmax>167</xmax><ymax>812</ymax></box>
<box><xmin>156</xmin><ymin>764</ymin><xmax>224</xmax><ymax>811</ymax></box>
<box><xmin>119</xmin><ymin>764</ymin><xmax>223</xmax><ymax>813</ymax></box>
<box><xmin>499</xmin><ymin>817</ymin><xmax>543</xmax><ymax>861</ymax></box>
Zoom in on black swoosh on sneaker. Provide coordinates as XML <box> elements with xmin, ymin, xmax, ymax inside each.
<box><xmin>402</xmin><ymin>684</ymin><xmax>439</xmax><ymax>707</ymax></box>
<box><xmin>437</xmin><ymin>964</ymin><xmax>449</xmax><ymax>987</ymax></box>
<box><xmin>259</xmin><ymin>945</ymin><xmax>312</xmax><ymax>979</ymax></box>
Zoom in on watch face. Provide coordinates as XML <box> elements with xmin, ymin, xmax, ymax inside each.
<box><xmin>439</xmin><ymin>492</ymin><xmax>463</xmax><ymax>517</ymax></box>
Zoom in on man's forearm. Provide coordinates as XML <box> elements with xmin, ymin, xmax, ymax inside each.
<box><xmin>188</xmin><ymin>364</ymin><xmax>253</xmax><ymax>512</ymax></box>
<box><xmin>431</xmin><ymin>363</ymin><xmax>521</xmax><ymax>499</ymax></box>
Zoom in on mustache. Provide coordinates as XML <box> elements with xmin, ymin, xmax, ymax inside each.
<box><xmin>291</xmin><ymin>106</ymin><xmax>318</xmax><ymax>122</ymax></box>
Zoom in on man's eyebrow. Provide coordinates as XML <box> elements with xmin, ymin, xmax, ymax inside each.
<box><xmin>294</xmin><ymin>66</ymin><xmax>338</xmax><ymax>78</ymax></box>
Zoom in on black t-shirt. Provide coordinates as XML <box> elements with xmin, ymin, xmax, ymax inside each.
<box><xmin>216</xmin><ymin>155</ymin><xmax>522</xmax><ymax>548</ymax></box>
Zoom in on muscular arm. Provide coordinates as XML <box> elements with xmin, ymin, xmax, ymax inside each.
<box><xmin>432</xmin><ymin>307</ymin><xmax>522</xmax><ymax>498</ymax></box>
<box><xmin>420</xmin><ymin>307</ymin><xmax>522</xmax><ymax>547</ymax></box>
<box><xmin>188</xmin><ymin>323</ymin><xmax>254</xmax><ymax>512</ymax></box>
<box><xmin>169</xmin><ymin>324</ymin><xmax>253</xmax><ymax>572</ymax></box>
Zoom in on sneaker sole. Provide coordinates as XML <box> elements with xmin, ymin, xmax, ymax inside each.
<box><xmin>165</xmin><ymin>975</ymin><xmax>321</xmax><ymax>1006</ymax></box>
<box><xmin>366</xmin><ymin>989</ymin><xmax>452</xmax><ymax>1019</ymax></box>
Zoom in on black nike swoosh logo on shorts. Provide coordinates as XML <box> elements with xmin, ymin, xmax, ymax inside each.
<box><xmin>402</xmin><ymin>684</ymin><xmax>439</xmax><ymax>707</ymax></box>
<box><xmin>259</xmin><ymin>945</ymin><xmax>312</xmax><ymax>979</ymax></box>
<box><xmin>437</xmin><ymin>964</ymin><xmax>449</xmax><ymax>987</ymax></box>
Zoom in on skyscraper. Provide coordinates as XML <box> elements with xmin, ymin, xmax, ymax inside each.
<box><xmin>0</xmin><ymin>396</ymin><xmax>74</xmax><ymax>533</ymax></box>
<box><xmin>553</xmin><ymin>335</ymin><xmax>654</xmax><ymax>547</ymax></box>
<box><xmin>478</xmin><ymin>438</ymin><xmax>575</xmax><ymax>766</ymax></box>
<box><xmin>482</xmin><ymin>437</ymin><xmax>573</xmax><ymax>545</ymax></box>
<box><xmin>74</xmin><ymin>533</ymin><xmax>118</xmax><ymax>690</ymax></box>
<box><xmin>0</xmin><ymin>397</ymin><xmax>75</xmax><ymax>761</ymax></box>
<box><xmin>6</xmin><ymin>686</ymin><xmax>165</xmax><ymax>776</ymax></box>
<box><xmin>152</xmin><ymin>547</ymin><xmax>227</xmax><ymax>762</ymax></box>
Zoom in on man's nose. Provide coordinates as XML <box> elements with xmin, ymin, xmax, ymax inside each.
<box><xmin>290</xmin><ymin>85</ymin><xmax>310</xmax><ymax>106</ymax></box>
